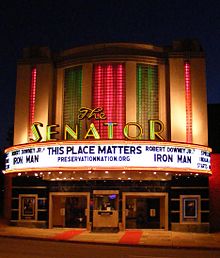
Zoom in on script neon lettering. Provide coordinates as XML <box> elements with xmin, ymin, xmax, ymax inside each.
<box><xmin>78</xmin><ymin>107</ymin><xmax>106</xmax><ymax>120</ymax></box>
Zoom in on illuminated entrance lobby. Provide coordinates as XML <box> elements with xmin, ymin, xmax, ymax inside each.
<box><xmin>4</xmin><ymin>40</ymin><xmax>211</xmax><ymax>232</ymax></box>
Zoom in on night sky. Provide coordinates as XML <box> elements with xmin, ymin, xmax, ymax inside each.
<box><xmin>1</xmin><ymin>0</ymin><xmax>220</xmax><ymax>149</ymax></box>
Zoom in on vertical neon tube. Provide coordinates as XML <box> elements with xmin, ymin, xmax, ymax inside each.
<box><xmin>137</xmin><ymin>65</ymin><xmax>143</xmax><ymax>137</ymax></box>
<box><xmin>137</xmin><ymin>65</ymin><xmax>142</xmax><ymax>116</ymax></box>
<box><xmin>147</xmin><ymin>65</ymin><xmax>153</xmax><ymax>119</ymax></box>
<box><xmin>184</xmin><ymin>61</ymin><xmax>192</xmax><ymax>143</ymax></box>
<box><xmin>107</xmin><ymin>65</ymin><xmax>113</xmax><ymax>125</ymax></box>
<box><xmin>29</xmin><ymin>67</ymin><xmax>37</xmax><ymax>138</ymax></box>
<box><xmin>92</xmin><ymin>64</ymin><xmax>102</xmax><ymax>134</ymax></box>
<box><xmin>97</xmin><ymin>65</ymin><xmax>102</xmax><ymax>109</ymax></box>
<box><xmin>116</xmin><ymin>64</ymin><xmax>124</xmax><ymax>139</ymax></box>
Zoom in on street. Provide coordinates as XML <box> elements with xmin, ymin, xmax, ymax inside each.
<box><xmin>0</xmin><ymin>237</ymin><xmax>219</xmax><ymax>258</ymax></box>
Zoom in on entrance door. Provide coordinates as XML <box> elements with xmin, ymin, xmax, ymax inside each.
<box><xmin>126</xmin><ymin>197</ymin><xmax>160</xmax><ymax>229</ymax></box>
<box><xmin>49</xmin><ymin>193</ymin><xmax>89</xmax><ymax>229</ymax></box>
<box><xmin>145</xmin><ymin>198</ymin><xmax>160</xmax><ymax>228</ymax></box>
<box><xmin>123</xmin><ymin>193</ymin><xmax>168</xmax><ymax>230</ymax></box>
<box><xmin>65</xmin><ymin>196</ymin><xmax>87</xmax><ymax>228</ymax></box>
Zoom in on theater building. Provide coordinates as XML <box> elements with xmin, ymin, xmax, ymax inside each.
<box><xmin>4</xmin><ymin>41</ymin><xmax>211</xmax><ymax>232</ymax></box>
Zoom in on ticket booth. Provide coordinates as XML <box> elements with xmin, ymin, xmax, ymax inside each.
<box><xmin>93</xmin><ymin>190</ymin><xmax>119</xmax><ymax>232</ymax></box>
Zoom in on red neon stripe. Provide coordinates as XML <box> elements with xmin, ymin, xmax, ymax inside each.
<box><xmin>92</xmin><ymin>64</ymin><xmax>126</xmax><ymax>139</ymax></box>
<box><xmin>29</xmin><ymin>67</ymin><xmax>37</xmax><ymax>138</ymax></box>
<box><xmin>107</xmin><ymin>64</ymin><xmax>113</xmax><ymax>123</ymax></box>
<box><xmin>184</xmin><ymin>61</ymin><xmax>192</xmax><ymax>143</ymax></box>
<box><xmin>116</xmin><ymin>64</ymin><xmax>124</xmax><ymax>138</ymax></box>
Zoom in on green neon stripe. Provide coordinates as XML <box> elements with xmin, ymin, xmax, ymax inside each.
<box><xmin>136</xmin><ymin>64</ymin><xmax>159</xmax><ymax>139</ymax></box>
<box><xmin>148</xmin><ymin>65</ymin><xmax>153</xmax><ymax>119</ymax></box>
<box><xmin>64</xmin><ymin>66</ymin><xmax>82</xmax><ymax>139</ymax></box>
<box><xmin>137</xmin><ymin>65</ymin><xmax>142</xmax><ymax>123</ymax></box>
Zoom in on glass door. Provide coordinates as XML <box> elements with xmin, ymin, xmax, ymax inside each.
<box><xmin>126</xmin><ymin>197</ymin><xmax>160</xmax><ymax>229</ymax></box>
<box><xmin>65</xmin><ymin>196</ymin><xmax>87</xmax><ymax>228</ymax></box>
<box><xmin>52</xmin><ymin>195</ymin><xmax>87</xmax><ymax>228</ymax></box>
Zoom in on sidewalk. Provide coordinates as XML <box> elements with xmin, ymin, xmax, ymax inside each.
<box><xmin>0</xmin><ymin>222</ymin><xmax>220</xmax><ymax>250</ymax></box>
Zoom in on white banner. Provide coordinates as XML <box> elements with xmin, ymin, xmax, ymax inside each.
<box><xmin>5</xmin><ymin>141</ymin><xmax>211</xmax><ymax>173</ymax></box>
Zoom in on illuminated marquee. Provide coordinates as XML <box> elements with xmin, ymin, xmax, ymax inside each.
<box><xmin>5</xmin><ymin>141</ymin><xmax>211</xmax><ymax>175</ymax></box>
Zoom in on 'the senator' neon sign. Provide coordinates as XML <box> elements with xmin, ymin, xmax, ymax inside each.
<box><xmin>30</xmin><ymin>107</ymin><xmax>165</xmax><ymax>142</ymax></box>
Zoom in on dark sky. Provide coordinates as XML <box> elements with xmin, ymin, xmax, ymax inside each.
<box><xmin>0</xmin><ymin>0</ymin><xmax>220</xmax><ymax>149</ymax></box>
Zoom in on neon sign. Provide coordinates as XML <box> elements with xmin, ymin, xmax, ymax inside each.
<box><xmin>30</xmin><ymin>107</ymin><xmax>165</xmax><ymax>142</ymax></box>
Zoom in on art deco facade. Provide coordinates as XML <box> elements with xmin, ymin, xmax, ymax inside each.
<box><xmin>4</xmin><ymin>41</ymin><xmax>211</xmax><ymax>232</ymax></box>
